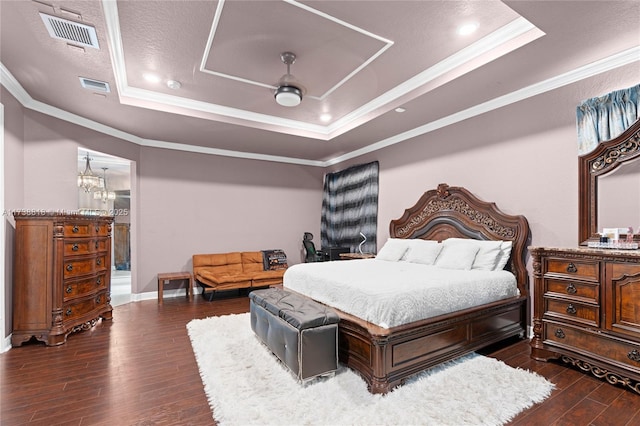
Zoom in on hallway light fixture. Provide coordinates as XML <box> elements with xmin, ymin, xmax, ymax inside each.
<box><xmin>77</xmin><ymin>154</ymin><xmax>104</xmax><ymax>193</ymax></box>
<box><xmin>94</xmin><ymin>167</ymin><xmax>116</xmax><ymax>203</ymax></box>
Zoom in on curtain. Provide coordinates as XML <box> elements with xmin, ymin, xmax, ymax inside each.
<box><xmin>577</xmin><ymin>83</ymin><xmax>640</xmax><ymax>155</ymax></box>
<box><xmin>321</xmin><ymin>161</ymin><xmax>379</xmax><ymax>254</ymax></box>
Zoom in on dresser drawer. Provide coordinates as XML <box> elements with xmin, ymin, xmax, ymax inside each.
<box><xmin>64</xmin><ymin>239</ymin><xmax>98</xmax><ymax>256</ymax></box>
<box><xmin>545</xmin><ymin>258</ymin><xmax>599</xmax><ymax>281</ymax></box>
<box><xmin>544</xmin><ymin>296</ymin><xmax>599</xmax><ymax>327</ymax></box>
<box><xmin>62</xmin><ymin>292</ymin><xmax>108</xmax><ymax>321</ymax></box>
<box><xmin>545</xmin><ymin>278</ymin><xmax>599</xmax><ymax>302</ymax></box>
<box><xmin>63</xmin><ymin>273</ymin><xmax>107</xmax><ymax>301</ymax></box>
<box><xmin>63</xmin><ymin>255</ymin><xmax>107</xmax><ymax>278</ymax></box>
<box><xmin>64</xmin><ymin>223</ymin><xmax>93</xmax><ymax>237</ymax></box>
<box><xmin>64</xmin><ymin>257</ymin><xmax>94</xmax><ymax>278</ymax></box>
<box><xmin>544</xmin><ymin>321</ymin><xmax>640</xmax><ymax>372</ymax></box>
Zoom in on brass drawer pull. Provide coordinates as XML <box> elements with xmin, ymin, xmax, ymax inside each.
<box><xmin>96</xmin><ymin>295</ymin><xmax>102</xmax><ymax>304</ymax></box>
<box><xmin>97</xmin><ymin>277</ymin><xmax>102</xmax><ymax>285</ymax></box>
<box><xmin>555</xmin><ymin>328</ymin><xmax>565</xmax><ymax>339</ymax></box>
<box><xmin>66</xmin><ymin>286</ymin><xmax>72</xmax><ymax>294</ymax></box>
<box><xmin>66</xmin><ymin>264</ymin><xmax>73</xmax><ymax>272</ymax></box>
<box><xmin>566</xmin><ymin>283</ymin><xmax>577</xmax><ymax>294</ymax></box>
<box><xmin>628</xmin><ymin>350</ymin><xmax>640</xmax><ymax>363</ymax></box>
<box><xmin>566</xmin><ymin>304</ymin><xmax>577</xmax><ymax>315</ymax></box>
<box><xmin>95</xmin><ymin>241</ymin><xmax>99</xmax><ymax>249</ymax></box>
<box><xmin>72</xmin><ymin>243</ymin><xmax>79</xmax><ymax>252</ymax></box>
<box><xmin>66</xmin><ymin>308</ymin><xmax>72</xmax><ymax>316</ymax></box>
<box><xmin>566</xmin><ymin>263</ymin><xmax>577</xmax><ymax>273</ymax></box>
<box><xmin>96</xmin><ymin>258</ymin><xmax>102</xmax><ymax>266</ymax></box>
<box><xmin>95</xmin><ymin>226</ymin><xmax>100</xmax><ymax>233</ymax></box>
<box><xmin>72</xmin><ymin>225</ymin><xmax>79</xmax><ymax>233</ymax></box>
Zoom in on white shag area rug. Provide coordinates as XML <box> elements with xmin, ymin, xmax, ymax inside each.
<box><xmin>187</xmin><ymin>313</ymin><xmax>553</xmax><ymax>426</ymax></box>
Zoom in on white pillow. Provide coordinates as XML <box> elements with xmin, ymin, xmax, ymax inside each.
<box><xmin>403</xmin><ymin>240</ymin><xmax>442</xmax><ymax>265</ymax></box>
<box><xmin>400</xmin><ymin>239</ymin><xmax>439</xmax><ymax>259</ymax></box>
<box><xmin>443</xmin><ymin>238</ymin><xmax>510</xmax><ymax>271</ymax></box>
<box><xmin>495</xmin><ymin>241</ymin><xmax>513</xmax><ymax>270</ymax></box>
<box><xmin>376</xmin><ymin>238</ymin><xmax>411</xmax><ymax>262</ymax></box>
<box><xmin>434</xmin><ymin>243</ymin><xmax>479</xmax><ymax>270</ymax></box>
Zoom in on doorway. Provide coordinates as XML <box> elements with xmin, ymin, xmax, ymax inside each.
<box><xmin>78</xmin><ymin>149</ymin><xmax>132</xmax><ymax>306</ymax></box>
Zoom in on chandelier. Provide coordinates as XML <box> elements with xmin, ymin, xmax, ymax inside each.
<box><xmin>77</xmin><ymin>154</ymin><xmax>104</xmax><ymax>193</ymax></box>
<box><xmin>94</xmin><ymin>167</ymin><xmax>116</xmax><ymax>203</ymax></box>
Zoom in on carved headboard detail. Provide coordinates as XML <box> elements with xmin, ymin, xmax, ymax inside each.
<box><xmin>389</xmin><ymin>183</ymin><xmax>531</xmax><ymax>295</ymax></box>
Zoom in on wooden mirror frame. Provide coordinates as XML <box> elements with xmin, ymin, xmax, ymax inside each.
<box><xmin>579</xmin><ymin>118</ymin><xmax>640</xmax><ymax>244</ymax></box>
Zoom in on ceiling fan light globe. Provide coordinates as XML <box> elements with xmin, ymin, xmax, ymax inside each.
<box><xmin>275</xmin><ymin>85</ymin><xmax>302</xmax><ymax>107</ymax></box>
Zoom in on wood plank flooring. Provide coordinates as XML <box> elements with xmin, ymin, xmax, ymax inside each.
<box><xmin>1</xmin><ymin>294</ymin><xmax>639</xmax><ymax>425</ymax></box>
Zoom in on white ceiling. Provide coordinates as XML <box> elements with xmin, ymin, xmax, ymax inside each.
<box><xmin>2</xmin><ymin>1</ymin><xmax>639</xmax><ymax>167</ymax></box>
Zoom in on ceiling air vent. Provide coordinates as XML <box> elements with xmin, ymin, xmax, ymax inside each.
<box><xmin>79</xmin><ymin>77</ymin><xmax>110</xmax><ymax>93</ymax></box>
<box><xmin>39</xmin><ymin>12</ymin><xmax>99</xmax><ymax>49</ymax></box>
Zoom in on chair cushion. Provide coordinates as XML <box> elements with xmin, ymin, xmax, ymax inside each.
<box><xmin>197</xmin><ymin>270</ymin><xmax>252</xmax><ymax>285</ymax></box>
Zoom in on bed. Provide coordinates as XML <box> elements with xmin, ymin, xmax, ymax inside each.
<box><xmin>284</xmin><ymin>183</ymin><xmax>530</xmax><ymax>394</ymax></box>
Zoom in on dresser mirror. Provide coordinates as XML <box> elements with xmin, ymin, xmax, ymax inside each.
<box><xmin>579</xmin><ymin>118</ymin><xmax>640</xmax><ymax>244</ymax></box>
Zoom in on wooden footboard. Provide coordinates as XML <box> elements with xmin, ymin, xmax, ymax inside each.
<box><xmin>337</xmin><ymin>295</ymin><xmax>527</xmax><ymax>394</ymax></box>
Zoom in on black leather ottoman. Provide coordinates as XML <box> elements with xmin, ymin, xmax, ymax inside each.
<box><xmin>249</xmin><ymin>288</ymin><xmax>339</xmax><ymax>381</ymax></box>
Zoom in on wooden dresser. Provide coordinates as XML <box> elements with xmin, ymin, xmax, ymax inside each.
<box><xmin>12</xmin><ymin>212</ymin><xmax>114</xmax><ymax>346</ymax></box>
<box><xmin>530</xmin><ymin>247</ymin><xmax>640</xmax><ymax>393</ymax></box>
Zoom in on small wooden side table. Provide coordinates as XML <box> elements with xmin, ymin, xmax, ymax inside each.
<box><xmin>339</xmin><ymin>253</ymin><xmax>376</xmax><ymax>260</ymax></box>
<box><xmin>157</xmin><ymin>272</ymin><xmax>193</xmax><ymax>304</ymax></box>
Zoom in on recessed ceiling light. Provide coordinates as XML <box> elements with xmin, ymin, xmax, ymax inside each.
<box><xmin>143</xmin><ymin>73</ymin><xmax>161</xmax><ymax>84</ymax></box>
<box><xmin>395</xmin><ymin>107</ymin><xmax>406</xmax><ymax>113</ymax></box>
<box><xmin>166</xmin><ymin>80</ymin><xmax>182</xmax><ymax>90</ymax></box>
<box><xmin>458</xmin><ymin>22</ymin><xmax>479</xmax><ymax>36</ymax></box>
<box><xmin>320</xmin><ymin>113</ymin><xmax>332</xmax><ymax>122</ymax></box>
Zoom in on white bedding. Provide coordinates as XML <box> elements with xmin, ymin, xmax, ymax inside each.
<box><xmin>283</xmin><ymin>259</ymin><xmax>519</xmax><ymax>329</ymax></box>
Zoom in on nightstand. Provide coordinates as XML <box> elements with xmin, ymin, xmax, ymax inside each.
<box><xmin>339</xmin><ymin>253</ymin><xmax>376</xmax><ymax>260</ymax></box>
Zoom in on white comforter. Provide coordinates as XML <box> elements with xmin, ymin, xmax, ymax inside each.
<box><xmin>283</xmin><ymin>259</ymin><xmax>519</xmax><ymax>329</ymax></box>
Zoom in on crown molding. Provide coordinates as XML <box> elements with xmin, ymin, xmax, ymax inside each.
<box><xmin>101</xmin><ymin>0</ymin><xmax>541</xmax><ymax>140</ymax></box>
<box><xmin>325</xmin><ymin>46</ymin><xmax>640</xmax><ymax>166</ymax></box>
<box><xmin>2</xmin><ymin>46</ymin><xmax>638</xmax><ymax>168</ymax></box>
<box><xmin>325</xmin><ymin>16</ymin><xmax>543</xmax><ymax>138</ymax></box>
<box><xmin>0</xmin><ymin>63</ymin><xmax>325</xmax><ymax>167</ymax></box>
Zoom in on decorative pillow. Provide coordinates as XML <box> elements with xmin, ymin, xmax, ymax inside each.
<box><xmin>402</xmin><ymin>240</ymin><xmax>442</xmax><ymax>265</ymax></box>
<box><xmin>443</xmin><ymin>238</ymin><xmax>509</xmax><ymax>271</ymax></box>
<box><xmin>434</xmin><ymin>243</ymin><xmax>479</xmax><ymax>270</ymax></box>
<box><xmin>261</xmin><ymin>249</ymin><xmax>288</xmax><ymax>270</ymax></box>
<box><xmin>376</xmin><ymin>238</ymin><xmax>411</xmax><ymax>262</ymax></box>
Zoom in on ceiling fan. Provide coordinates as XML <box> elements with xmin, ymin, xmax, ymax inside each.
<box><xmin>274</xmin><ymin>52</ymin><xmax>306</xmax><ymax>107</ymax></box>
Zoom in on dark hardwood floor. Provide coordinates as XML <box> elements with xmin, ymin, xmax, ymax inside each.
<box><xmin>1</xmin><ymin>294</ymin><xmax>639</xmax><ymax>425</ymax></box>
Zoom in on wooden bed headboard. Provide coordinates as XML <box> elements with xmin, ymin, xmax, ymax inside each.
<box><xmin>389</xmin><ymin>183</ymin><xmax>531</xmax><ymax>296</ymax></box>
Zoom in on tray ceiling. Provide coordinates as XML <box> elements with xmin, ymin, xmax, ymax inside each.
<box><xmin>1</xmin><ymin>1</ymin><xmax>639</xmax><ymax>166</ymax></box>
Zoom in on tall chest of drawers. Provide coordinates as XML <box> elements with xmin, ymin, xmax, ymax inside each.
<box><xmin>12</xmin><ymin>212</ymin><xmax>114</xmax><ymax>346</ymax></box>
<box><xmin>530</xmin><ymin>247</ymin><xmax>640</xmax><ymax>393</ymax></box>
